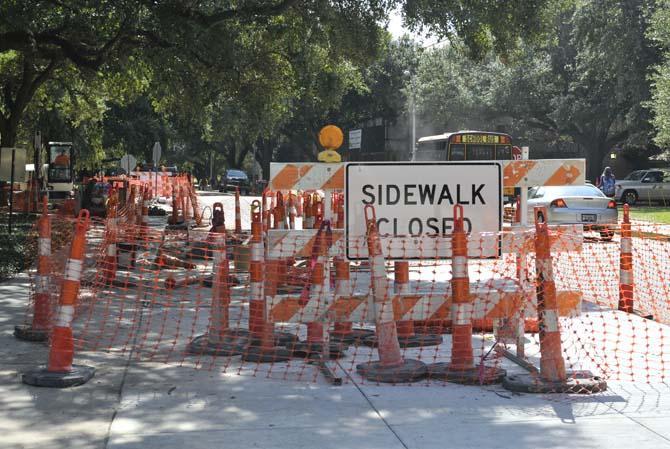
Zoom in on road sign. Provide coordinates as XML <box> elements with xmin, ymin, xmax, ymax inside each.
<box><xmin>349</xmin><ymin>129</ymin><xmax>362</xmax><ymax>149</ymax></box>
<box><xmin>345</xmin><ymin>162</ymin><xmax>502</xmax><ymax>259</ymax></box>
<box><xmin>152</xmin><ymin>141</ymin><xmax>162</xmax><ymax>167</ymax></box>
<box><xmin>318</xmin><ymin>125</ymin><xmax>344</xmax><ymax>150</ymax></box>
<box><xmin>120</xmin><ymin>154</ymin><xmax>137</xmax><ymax>174</ymax></box>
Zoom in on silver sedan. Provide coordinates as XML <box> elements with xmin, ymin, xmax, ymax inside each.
<box><xmin>527</xmin><ymin>184</ymin><xmax>618</xmax><ymax>240</ymax></box>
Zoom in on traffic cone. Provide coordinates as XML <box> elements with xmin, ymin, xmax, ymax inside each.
<box><xmin>356</xmin><ymin>205</ymin><xmax>427</xmax><ymax>383</ymax></box>
<box><xmin>187</xmin><ymin>231</ymin><xmax>247</xmax><ymax>355</ymax></box>
<box><xmin>619</xmin><ymin>204</ymin><xmax>634</xmax><ymax>313</ymax></box>
<box><xmin>427</xmin><ymin>205</ymin><xmax>505</xmax><ymax>384</ymax></box>
<box><xmin>329</xmin><ymin>258</ymin><xmax>375</xmax><ymax>345</ymax></box>
<box><xmin>303</xmin><ymin>193</ymin><xmax>314</xmax><ymax>229</ymax></box>
<box><xmin>393</xmin><ymin>262</ymin><xmax>442</xmax><ymax>347</ymax></box>
<box><xmin>287</xmin><ymin>193</ymin><xmax>297</xmax><ymax>229</ymax></box>
<box><xmin>22</xmin><ymin>210</ymin><xmax>95</xmax><ymax>388</ymax></box>
<box><xmin>289</xmin><ymin>222</ymin><xmax>347</xmax><ymax>358</ymax></box>
<box><xmin>241</xmin><ymin>200</ymin><xmax>293</xmax><ymax>362</ymax></box>
<box><xmin>102</xmin><ymin>189</ymin><xmax>119</xmax><ymax>284</ymax></box>
<box><xmin>15</xmin><ymin>197</ymin><xmax>52</xmax><ymax>342</ymax></box>
<box><xmin>502</xmin><ymin>207</ymin><xmax>607</xmax><ymax>393</ymax></box>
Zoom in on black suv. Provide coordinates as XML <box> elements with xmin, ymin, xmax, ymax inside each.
<box><xmin>219</xmin><ymin>169</ymin><xmax>251</xmax><ymax>194</ymax></box>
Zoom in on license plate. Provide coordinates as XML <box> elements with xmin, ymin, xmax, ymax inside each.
<box><xmin>581</xmin><ymin>214</ymin><xmax>597</xmax><ymax>223</ymax></box>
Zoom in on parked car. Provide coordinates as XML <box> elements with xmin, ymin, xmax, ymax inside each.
<box><xmin>219</xmin><ymin>169</ymin><xmax>251</xmax><ymax>194</ymax></box>
<box><xmin>527</xmin><ymin>184</ymin><xmax>617</xmax><ymax>240</ymax></box>
<box><xmin>614</xmin><ymin>169</ymin><xmax>670</xmax><ymax>205</ymax></box>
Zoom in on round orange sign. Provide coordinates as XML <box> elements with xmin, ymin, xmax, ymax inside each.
<box><xmin>318</xmin><ymin>125</ymin><xmax>344</xmax><ymax>150</ymax></box>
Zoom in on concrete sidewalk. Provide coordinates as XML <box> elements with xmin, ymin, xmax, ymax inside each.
<box><xmin>4</xmin><ymin>275</ymin><xmax>670</xmax><ymax>449</ymax></box>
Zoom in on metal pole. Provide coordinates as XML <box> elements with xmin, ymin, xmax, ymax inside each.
<box><xmin>410</xmin><ymin>90</ymin><xmax>416</xmax><ymax>160</ymax></box>
<box><xmin>209</xmin><ymin>151</ymin><xmax>213</xmax><ymax>189</ymax></box>
<box><xmin>9</xmin><ymin>148</ymin><xmax>16</xmax><ymax>234</ymax></box>
<box><xmin>519</xmin><ymin>146</ymin><xmax>530</xmax><ymax>226</ymax></box>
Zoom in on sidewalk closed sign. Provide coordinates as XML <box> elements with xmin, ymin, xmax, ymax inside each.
<box><xmin>345</xmin><ymin>162</ymin><xmax>502</xmax><ymax>259</ymax></box>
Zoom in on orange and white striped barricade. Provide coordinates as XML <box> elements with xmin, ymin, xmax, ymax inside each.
<box><xmin>618</xmin><ymin>204</ymin><xmax>634</xmax><ymax>313</ymax></box>
<box><xmin>394</xmin><ymin>261</ymin><xmax>442</xmax><ymax>347</ymax></box>
<box><xmin>502</xmin><ymin>207</ymin><xmax>607</xmax><ymax>393</ymax></box>
<box><xmin>241</xmin><ymin>200</ymin><xmax>292</xmax><ymax>362</ymax></box>
<box><xmin>356</xmin><ymin>205</ymin><xmax>427</xmax><ymax>383</ymax></box>
<box><xmin>289</xmin><ymin>221</ymin><xmax>347</xmax><ymax>358</ymax></box>
<box><xmin>15</xmin><ymin>197</ymin><xmax>53</xmax><ymax>342</ymax></box>
<box><xmin>235</xmin><ymin>187</ymin><xmax>242</xmax><ymax>233</ymax></box>
<box><xmin>426</xmin><ymin>205</ymin><xmax>506</xmax><ymax>384</ymax></box>
<box><xmin>329</xmin><ymin>257</ymin><xmax>375</xmax><ymax>344</ymax></box>
<box><xmin>22</xmin><ymin>210</ymin><xmax>95</xmax><ymax>388</ymax></box>
<box><xmin>359</xmin><ymin>260</ymin><xmax>442</xmax><ymax>348</ymax></box>
<box><xmin>187</xmin><ymin>230</ymin><xmax>247</xmax><ymax>355</ymax></box>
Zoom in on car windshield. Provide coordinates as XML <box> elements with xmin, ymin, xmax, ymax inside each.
<box><xmin>530</xmin><ymin>185</ymin><xmax>604</xmax><ymax>199</ymax></box>
<box><xmin>227</xmin><ymin>170</ymin><xmax>247</xmax><ymax>178</ymax></box>
<box><xmin>624</xmin><ymin>171</ymin><xmax>646</xmax><ymax>181</ymax></box>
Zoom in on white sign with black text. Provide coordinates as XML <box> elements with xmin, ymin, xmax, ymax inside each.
<box><xmin>348</xmin><ymin>129</ymin><xmax>362</xmax><ymax>149</ymax></box>
<box><xmin>345</xmin><ymin>162</ymin><xmax>502</xmax><ymax>259</ymax></box>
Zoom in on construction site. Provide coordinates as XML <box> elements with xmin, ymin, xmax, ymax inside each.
<box><xmin>0</xmin><ymin>158</ymin><xmax>669</xmax><ymax>449</ymax></box>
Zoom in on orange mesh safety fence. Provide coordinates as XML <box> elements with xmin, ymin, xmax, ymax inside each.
<box><xmin>18</xmin><ymin>213</ymin><xmax>106</xmax><ymax>335</ymax></box>
<box><xmin>17</xmin><ymin>190</ymin><xmax>670</xmax><ymax>389</ymax></box>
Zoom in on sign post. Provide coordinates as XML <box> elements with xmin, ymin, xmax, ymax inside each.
<box><xmin>152</xmin><ymin>142</ymin><xmax>162</xmax><ymax>197</ymax></box>
<box><xmin>345</xmin><ymin>162</ymin><xmax>502</xmax><ymax>259</ymax></box>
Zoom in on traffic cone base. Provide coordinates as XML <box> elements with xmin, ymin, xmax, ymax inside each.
<box><xmin>502</xmin><ymin>371</ymin><xmax>607</xmax><ymax>394</ymax></box>
<box><xmin>329</xmin><ymin>328</ymin><xmax>375</xmax><ymax>345</ymax></box>
<box><xmin>361</xmin><ymin>333</ymin><xmax>443</xmax><ymax>349</ymax></box>
<box><xmin>14</xmin><ymin>325</ymin><xmax>48</xmax><ymax>342</ymax></box>
<box><xmin>22</xmin><ymin>364</ymin><xmax>95</xmax><ymax>388</ymax></box>
<box><xmin>241</xmin><ymin>345</ymin><xmax>293</xmax><ymax>363</ymax></box>
<box><xmin>356</xmin><ymin>359</ymin><xmax>427</xmax><ymax>383</ymax></box>
<box><xmin>426</xmin><ymin>363</ymin><xmax>506</xmax><ymax>385</ymax></box>
<box><xmin>286</xmin><ymin>341</ymin><xmax>349</xmax><ymax>359</ymax></box>
<box><xmin>186</xmin><ymin>333</ymin><xmax>247</xmax><ymax>356</ymax></box>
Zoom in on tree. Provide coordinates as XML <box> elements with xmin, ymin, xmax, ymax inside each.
<box><xmin>1</xmin><ymin>0</ymin><xmax>557</xmax><ymax>171</ymax></box>
<box><xmin>414</xmin><ymin>0</ymin><xmax>660</xmax><ymax>180</ymax></box>
<box><xmin>648</xmin><ymin>0</ymin><xmax>670</xmax><ymax>147</ymax></box>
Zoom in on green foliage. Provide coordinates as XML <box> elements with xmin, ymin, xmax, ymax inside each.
<box><xmin>0</xmin><ymin>214</ymin><xmax>35</xmax><ymax>281</ymax></box>
<box><xmin>414</xmin><ymin>0</ymin><xmax>660</xmax><ymax>179</ymax></box>
<box><xmin>649</xmin><ymin>0</ymin><xmax>670</xmax><ymax>147</ymax></box>
<box><xmin>1</xmin><ymin>0</ymin><xmax>555</xmax><ymax>176</ymax></box>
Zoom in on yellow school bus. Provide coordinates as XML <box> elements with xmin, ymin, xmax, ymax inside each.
<box><xmin>413</xmin><ymin>130</ymin><xmax>519</xmax><ymax>199</ymax></box>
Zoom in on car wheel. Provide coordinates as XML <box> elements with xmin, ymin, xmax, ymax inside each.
<box><xmin>622</xmin><ymin>190</ymin><xmax>638</xmax><ymax>205</ymax></box>
<box><xmin>600</xmin><ymin>230</ymin><xmax>614</xmax><ymax>242</ymax></box>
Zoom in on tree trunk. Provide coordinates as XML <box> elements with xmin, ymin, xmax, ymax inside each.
<box><xmin>0</xmin><ymin>116</ymin><xmax>17</xmax><ymax>148</ymax></box>
<box><xmin>256</xmin><ymin>137</ymin><xmax>275</xmax><ymax>181</ymax></box>
<box><xmin>585</xmin><ymin>140</ymin><xmax>610</xmax><ymax>183</ymax></box>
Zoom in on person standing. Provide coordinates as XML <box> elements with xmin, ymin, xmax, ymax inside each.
<box><xmin>596</xmin><ymin>166</ymin><xmax>616</xmax><ymax>197</ymax></box>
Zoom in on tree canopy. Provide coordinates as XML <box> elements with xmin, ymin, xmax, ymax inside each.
<box><xmin>1</xmin><ymin>0</ymin><xmax>668</xmax><ymax>179</ymax></box>
<box><xmin>0</xmin><ymin>0</ymin><xmax>554</xmax><ymax>171</ymax></box>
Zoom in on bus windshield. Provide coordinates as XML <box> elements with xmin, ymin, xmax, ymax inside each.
<box><xmin>414</xmin><ymin>141</ymin><xmax>446</xmax><ymax>161</ymax></box>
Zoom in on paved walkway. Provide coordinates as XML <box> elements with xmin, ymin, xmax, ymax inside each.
<box><xmin>3</xmin><ymin>271</ymin><xmax>670</xmax><ymax>449</ymax></box>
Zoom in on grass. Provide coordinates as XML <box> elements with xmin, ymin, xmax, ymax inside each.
<box><xmin>0</xmin><ymin>213</ymin><xmax>37</xmax><ymax>281</ymax></box>
<box><xmin>620</xmin><ymin>206</ymin><xmax>670</xmax><ymax>224</ymax></box>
